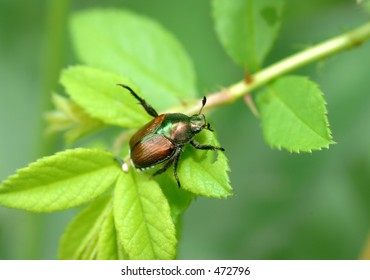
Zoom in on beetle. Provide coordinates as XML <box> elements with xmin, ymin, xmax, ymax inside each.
<box><xmin>118</xmin><ymin>84</ymin><xmax>224</xmax><ymax>188</ymax></box>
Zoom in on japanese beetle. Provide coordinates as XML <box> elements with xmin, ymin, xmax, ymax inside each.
<box><xmin>118</xmin><ymin>84</ymin><xmax>224</xmax><ymax>188</ymax></box>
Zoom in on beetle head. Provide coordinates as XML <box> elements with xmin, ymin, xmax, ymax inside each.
<box><xmin>190</xmin><ymin>114</ymin><xmax>206</xmax><ymax>133</ymax></box>
<box><xmin>189</xmin><ymin>96</ymin><xmax>209</xmax><ymax>133</ymax></box>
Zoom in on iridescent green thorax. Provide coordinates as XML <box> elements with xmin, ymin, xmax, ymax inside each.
<box><xmin>155</xmin><ymin>113</ymin><xmax>205</xmax><ymax>144</ymax></box>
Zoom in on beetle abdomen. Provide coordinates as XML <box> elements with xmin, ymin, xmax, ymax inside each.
<box><xmin>131</xmin><ymin>134</ymin><xmax>176</xmax><ymax>169</ymax></box>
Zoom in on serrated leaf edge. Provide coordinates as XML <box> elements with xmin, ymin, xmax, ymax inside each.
<box><xmin>262</xmin><ymin>76</ymin><xmax>335</xmax><ymax>153</ymax></box>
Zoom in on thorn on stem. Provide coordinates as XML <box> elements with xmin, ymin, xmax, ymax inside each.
<box><xmin>243</xmin><ymin>95</ymin><xmax>260</xmax><ymax>118</ymax></box>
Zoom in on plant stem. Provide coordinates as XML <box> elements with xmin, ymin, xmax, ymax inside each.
<box><xmin>37</xmin><ymin>0</ymin><xmax>70</xmax><ymax>156</ymax></box>
<box><xmin>180</xmin><ymin>21</ymin><xmax>370</xmax><ymax>115</ymax></box>
<box><xmin>27</xmin><ymin>0</ymin><xmax>70</xmax><ymax>260</ymax></box>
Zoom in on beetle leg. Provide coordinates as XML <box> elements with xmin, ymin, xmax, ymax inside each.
<box><xmin>151</xmin><ymin>147</ymin><xmax>182</xmax><ymax>187</ymax></box>
<box><xmin>151</xmin><ymin>157</ymin><xmax>175</xmax><ymax>177</ymax></box>
<box><xmin>172</xmin><ymin>151</ymin><xmax>182</xmax><ymax>188</ymax></box>
<box><xmin>151</xmin><ymin>147</ymin><xmax>180</xmax><ymax>177</ymax></box>
<box><xmin>190</xmin><ymin>140</ymin><xmax>225</xmax><ymax>151</ymax></box>
<box><xmin>206</xmin><ymin>123</ymin><xmax>214</xmax><ymax>131</ymax></box>
<box><xmin>117</xmin><ymin>84</ymin><xmax>158</xmax><ymax>117</ymax></box>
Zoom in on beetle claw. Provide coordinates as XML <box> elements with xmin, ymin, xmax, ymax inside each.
<box><xmin>206</xmin><ymin>123</ymin><xmax>214</xmax><ymax>131</ymax></box>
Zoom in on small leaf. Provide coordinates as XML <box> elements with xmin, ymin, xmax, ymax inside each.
<box><xmin>59</xmin><ymin>195</ymin><xmax>123</xmax><ymax>260</ymax></box>
<box><xmin>0</xmin><ymin>148</ymin><xmax>120</xmax><ymax>212</ymax></box>
<box><xmin>70</xmin><ymin>8</ymin><xmax>197</xmax><ymax>110</ymax></box>
<box><xmin>45</xmin><ymin>93</ymin><xmax>104</xmax><ymax>144</ymax></box>
<box><xmin>256</xmin><ymin>75</ymin><xmax>334</xmax><ymax>152</ymax></box>
<box><xmin>178</xmin><ymin>130</ymin><xmax>232</xmax><ymax>198</ymax></box>
<box><xmin>114</xmin><ymin>172</ymin><xmax>177</xmax><ymax>260</ymax></box>
<box><xmin>212</xmin><ymin>0</ymin><xmax>284</xmax><ymax>71</ymax></box>
<box><xmin>60</xmin><ymin>66</ymin><xmax>151</xmax><ymax>128</ymax></box>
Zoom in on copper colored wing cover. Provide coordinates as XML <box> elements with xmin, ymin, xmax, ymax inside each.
<box><xmin>129</xmin><ymin>114</ymin><xmax>166</xmax><ymax>148</ymax></box>
<box><xmin>131</xmin><ymin>134</ymin><xmax>175</xmax><ymax>169</ymax></box>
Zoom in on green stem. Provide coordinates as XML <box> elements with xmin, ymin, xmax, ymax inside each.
<box><xmin>37</xmin><ymin>0</ymin><xmax>70</xmax><ymax>156</ymax></box>
<box><xmin>118</xmin><ymin>21</ymin><xmax>370</xmax><ymax>152</ymax></box>
<box><xmin>179</xmin><ymin>20</ymin><xmax>370</xmax><ymax>115</ymax></box>
<box><xmin>26</xmin><ymin>0</ymin><xmax>70</xmax><ymax>260</ymax></box>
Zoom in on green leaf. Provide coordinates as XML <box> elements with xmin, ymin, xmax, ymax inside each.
<box><xmin>60</xmin><ymin>65</ymin><xmax>151</xmax><ymax>128</ymax></box>
<box><xmin>114</xmin><ymin>172</ymin><xmax>177</xmax><ymax>260</ymax></box>
<box><xmin>212</xmin><ymin>0</ymin><xmax>284</xmax><ymax>71</ymax></box>
<box><xmin>156</xmin><ymin>174</ymin><xmax>195</xmax><ymax>226</ymax></box>
<box><xmin>256</xmin><ymin>76</ymin><xmax>334</xmax><ymax>152</ymax></box>
<box><xmin>59</xmin><ymin>195</ymin><xmax>123</xmax><ymax>259</ymax></box>
<box><xmin>96</xmin><ymin>204</ymin><xmax>124</xmax><ymax>260</ymax></box>
<box><xmin>0</xmin><ymin>148</ymin><xmax>120</xmax><ymax>212</ymax></box>
<box><xmin>155</xmin><ymin>175</ymin><xmax>195</xmax><ymax>246</ymax></box>
<box><xmin>45</xmin><ymin>93</ymin><xmax>104</xmax><ymax>144</ymax></box>
<box><xmin>178</xmin><ymin>130</ymin><xmax>232</xmax><ymax>198</ymax></box>
<box><xmin>70</xmin><ymin>8</ymin><xmax>197</xmax><ymax>110</ymax></box>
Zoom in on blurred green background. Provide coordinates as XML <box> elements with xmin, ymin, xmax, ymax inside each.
<box><xmin>1</xmin><ymin>0</ymin><xmax>370</xmax><ymax>259</ymax></box>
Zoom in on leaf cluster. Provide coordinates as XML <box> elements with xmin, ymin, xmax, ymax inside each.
<box><xmin>0</xmin><ymin>0</ymin><xmax>342</xmax><ymax>259</ymax></box>
<box><xmin>1</xmin><ymin>7</ymin><xmax>231</xmax><ymax>259</ymax></box>
<box><xmin>213</xmin><ymin>0</ymin><xmax>333</xmax><ymax>152</ymax></box>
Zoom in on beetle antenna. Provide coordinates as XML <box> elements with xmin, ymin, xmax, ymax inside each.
<box><xmin>199</xmin><ymin>96</ymin><xmax>207</xmax><ymax>114</ymax></box>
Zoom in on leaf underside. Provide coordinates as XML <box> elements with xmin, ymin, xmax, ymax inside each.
<box><xmin>212</xmin><ymin>0</ymin><xmax>284</xmax><ymax>71</ymax></box>
<box><xmin>44</xmin><ymin>93</ymin><xmax>104</xmax><ymax>144</ymax></box>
